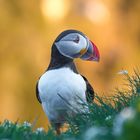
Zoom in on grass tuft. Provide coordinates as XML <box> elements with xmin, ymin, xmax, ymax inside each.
<box><xmin>1</xmin><ymin>71</ymin><xmax>140</xmax><ymax>139</ymax></box>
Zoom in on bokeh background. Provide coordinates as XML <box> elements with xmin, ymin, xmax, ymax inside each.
<box><xmin>0</xmin><ymin>0</ymin><xmax>140</xmax><ymax>129</ymax></box>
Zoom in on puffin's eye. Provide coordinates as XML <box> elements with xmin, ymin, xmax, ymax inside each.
<box><xmin>73</xmin><ymin>35</ymin><xmax>80</xmax><ymax>43</ymax></box>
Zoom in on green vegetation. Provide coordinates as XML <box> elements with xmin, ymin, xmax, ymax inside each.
<box><xmin>1</xmin><ymin>71</ymin><xmax>140</xmax><ymax>140</ymax></box>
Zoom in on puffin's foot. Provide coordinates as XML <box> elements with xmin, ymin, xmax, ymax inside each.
<box><xmin>54</xmin><ymin>123</ymin><xmax>62</xmax><ymax>135</ymax></box>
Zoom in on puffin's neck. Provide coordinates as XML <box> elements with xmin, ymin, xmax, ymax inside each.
<box><xmin>47</xmin><ymin>44</ymin><xmax>78</xmax><ymax>74</ymax></box>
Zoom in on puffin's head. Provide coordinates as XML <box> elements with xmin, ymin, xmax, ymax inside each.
<box><xmin>54</xmin><ymin>30</ymin><xmax>100</xmax><ymax>62</ymax></box>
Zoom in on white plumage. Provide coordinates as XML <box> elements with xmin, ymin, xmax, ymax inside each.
<box><xmin>38</xmin><ymin>67</ymin><xmax>88</xmax><ymax>123</ymax></box>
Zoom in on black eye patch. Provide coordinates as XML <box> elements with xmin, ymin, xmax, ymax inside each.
<box><xmin>73</xmin><ymin>35</ymin><xmax>80</xmax><ymax>43</ymax></box>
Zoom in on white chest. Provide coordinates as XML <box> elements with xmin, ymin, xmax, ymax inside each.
<box><xmin>38</xmin><ymin>67</ymin><xmax>86</xmax><ymax>102</ymax></box>
<box><xmin>38</xmin><ymin>67</ymin><xmax>88</xmax><ymax>122</ymax></box>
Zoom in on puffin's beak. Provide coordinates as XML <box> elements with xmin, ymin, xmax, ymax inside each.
<box><xmin>80</xmin><ymin>40</ymin><xmax>100</xmax><ymax>62</ymax></box>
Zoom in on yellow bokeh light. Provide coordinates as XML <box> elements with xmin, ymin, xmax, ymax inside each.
<box><xmin>84</xmin><ymin>0</ymin><xmax>110</xmax><ymax>24</ymax></box>
<box><xmin>41</xmin><ymin>0</ymin><xmax>70</xmax><ymax>21</ymax></box>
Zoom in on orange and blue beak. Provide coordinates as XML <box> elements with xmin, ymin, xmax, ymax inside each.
<box><xmin>80</xmin><ymin>40</ymin><xmax>100</xmax><ymax>62</ymax></box>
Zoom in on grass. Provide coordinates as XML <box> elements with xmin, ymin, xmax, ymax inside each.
<box><xmin>1</xmin><ymin>71</ymin><xmax>140</xmax><ymax>140</ymax></box>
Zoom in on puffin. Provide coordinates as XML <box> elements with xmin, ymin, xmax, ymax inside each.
<box><xmin>36</xmin><ymin>30</ymin><xmax>100</xmax><ymax>134</ymax></box>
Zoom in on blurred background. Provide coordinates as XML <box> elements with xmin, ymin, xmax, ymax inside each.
<box><xmin>0</xmin><ymin>0</ymin><xmax>140</xmax><ymax>129</ymax></box>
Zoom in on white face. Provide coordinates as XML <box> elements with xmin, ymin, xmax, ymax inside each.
<box><xmin>55</xmin><ymin>33</ymin><xmax>88</xmax><ymax>59</ymax></box>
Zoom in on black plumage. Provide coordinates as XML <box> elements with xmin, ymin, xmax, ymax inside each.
<box><xmin>36</xmin><ymin>81</ymin><xmax>42</xmax><ymax>103</ymax></box>
<box><xmin>81</xmin><ymin>75</ymin><xmax>94</xmax><ymax>103</ymax></box>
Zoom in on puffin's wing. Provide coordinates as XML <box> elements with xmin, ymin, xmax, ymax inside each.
<box><xmin>36</xmin><ymin>81</ymin><xmax>42</xmax><ymax>103</ymax></box>
<box><xmin>81</xmin><ymin>75</ymin><xmax>94</xmax><ymax>103</ymax></box>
